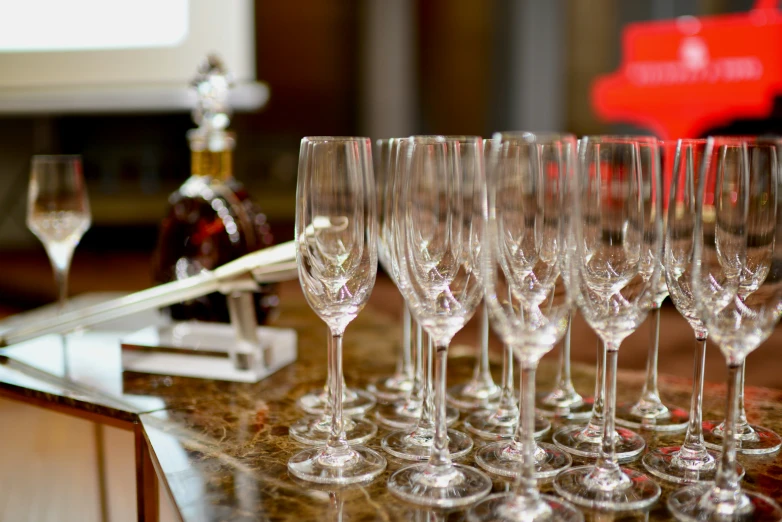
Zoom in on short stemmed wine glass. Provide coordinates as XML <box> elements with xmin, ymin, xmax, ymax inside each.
<box><xmin>386</xmin><ymin>136</ymin><xmax>492</xmax><ymax>507</ymax></box>
<box><xmin>553</xmin><ymin>136</ymin><xmax>662</xmax><ymax>510</ymax></box>
<box><xmin>616</xmin><ymin>136</ymin><xmax>688</xmax><ymax>432</ymax></box>
<box><xmin>472</xmin><ymin>132</ymin><xmax>574</xmax><ymax>483</ymax></box>
<box><xmin>667</xmin><ymin>137</ymin><xmax>782</xmax><ymax>520</ymax></box>
<box><xmin>27</xmin><ymin>155</ymin><xmax>91</xmax><ymax>309</ymax></box>
<box><xmin>643</xmin><ymin>139</ymin><xmax>745</xmax><ymax>483</ymax></box>
<box><xmin>468</xmin><ymin>131</ymin><xmax>582</xmax><ymax>522</ymax></box>
<box><xmin>367</xmin><ymin>138</ymin><xmax>416</xmax><ymax>402</ymax></box>
<box><xmin>287</xmin><ymin>137</ymin><xmax>386</xmax><ymax>484</ymax></box>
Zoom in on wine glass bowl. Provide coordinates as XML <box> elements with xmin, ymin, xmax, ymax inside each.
<box><xmin>27</xmin><ymin>155</ymin><xmax>91</xmax><ymax>309</ymax></box>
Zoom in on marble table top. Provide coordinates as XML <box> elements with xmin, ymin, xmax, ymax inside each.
<box><xmin>1</xmin><ymin>291</ymin><xmax>781</xmax><ymax>521</ymax></box>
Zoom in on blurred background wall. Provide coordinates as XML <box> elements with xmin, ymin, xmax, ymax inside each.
<box><xmin>0</xmin><ymin>0</ymin><xmax>775</xmax><ymax>386</ymax></box>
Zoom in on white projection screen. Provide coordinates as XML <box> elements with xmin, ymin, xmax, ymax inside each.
<box><xmin>0</xmin><ymin>0</ymin><xmax>267</xmax><ymax>113</ymax></box>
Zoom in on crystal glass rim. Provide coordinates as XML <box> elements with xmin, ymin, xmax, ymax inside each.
<box><xmin>492</xmin><ymin>131</ymin><xmax>577</xmax><ymax>144</ymax></box>
<box><xmin>301</xmin><ymin>136</ymin><xmax>371</xmax><ymax>144</ymax></box>
<box><xmin>581</xmin><ymin>135</ymin><xmax>657</xmax><ymax>145</ymax></box>
<box><xmin>31</xmin><ymin>154</ymin><xmax>82</xmax><ymax>162</ymax></box>
<box><xmin>406</xmin><ymin>135</ymin><xmax>482</xmax><ymax>144</ymax></box>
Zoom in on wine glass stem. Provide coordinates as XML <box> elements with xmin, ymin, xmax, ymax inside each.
<box><xmin>681</xmin><ymin>337</ymin><xmax>708</xmax><ymax>457</ymax></box>
<box><xmin>327</xmin><ymin>331</ymin><xmax>350</xmax><ymax>454</ymax></box>
<box><xmin>514</xmin><ymin>359</ymin><xmax>540</xmax><ymax>500</ymax></box>
<box><xmin>497</xmin><ymin>342</ymin><xmax>515</xmax><ymax>411</ymax></box>
<box><xmin>410</xmin><ymin>320</ymin><xmax>425</xmax><ymax>401</ymax></box>
<box><xmin>582</xmin><ymin>340</ymin><xmax>606</xmax><ymax>436</ymax></box>
<box><xmin>595</xmin><ymin>343</ymin><xmax>621</xmax><ymax>474</ymax></box>
<box><xmin>470</xmin><ymin>302</ymin><xmax>493</xmax><ymax>387</ymax></box>
<box><xmin>418</xmin><ymin>330</ymin><xmax>435</xmax><ymax>430</ymax></box>
<box><xmin>401</xmin><ymin>304</ymin><xmax>414</xmax><ymax>378</ymax></box>
<box><xmin>712</xmin><ymin>362</ymin><xmax>743</xmax><ymax>501</ymax></box>
<box><xmin>553</xmin><ymin>314</ymin><xmax>577</xmax><ymax>397</ymax></box>
<box><xmin>736</xmin><ymin>359</ymin><xmax>748</xmax><ymax>429</ymax></box>
<box><xmin>429</xmin><ymin>343</ymin><xmax>452</xmax><ymax>468</ymax></box>
<box><xmin>48</xmin><ymin>254</ymin><xmax>72</xmax><ymax>311</ymax></box>
<box><xmin>639</xmin><ymin>306</ymin><xmax>662</xmax><ymax>405</ymax></box>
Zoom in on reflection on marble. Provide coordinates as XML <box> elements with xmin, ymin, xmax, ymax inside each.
<box><xmin>1</xmin><ymin>291</ymin><xmax>782</xmax><ymax>520</ymax></box>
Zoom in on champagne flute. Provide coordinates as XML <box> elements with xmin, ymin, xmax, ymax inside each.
<box><xmin>701</xmin><ymin>137</ymin><xmax>782</xmax><ymax>456</ymax></box>
<box><xmin>287</xmin><ymin>137</ymin><xmax>386</xmax><ymax>484</ymax></box>
<box><xmin>27</xmin><ymin>155</ymin><xmax>91</xmax><ymax>309</ymax></box>
<box><xmin>472</xmin><ymin>132</ymin><xmax>574</xmax><ymax>484</ymax></box>
<box><xmin>386</xmin><ymin>136</ymin><xmax>492</xmax><ymax>507</ymax></box>
<box><xmin>553</xmin><ymin>136</ymin><xmax>662</xmax><ymax>510</ymax></box>
<box><xmin>616</xmin><ymin>137</ymin><xmax>689</xmax><ymax>431</ymax></box>
<box><xmin>552</xmin><ymin>138</ymin><xmax>647</xmax><ymax>462</ymax></box>
<box><xmin>468</xmin><ymin>131</ymin><xmax>582</xmax><ymax>522</ymax></box>
<box><xmin>367</xmin><ymin>138</ymin><xmax>416</xmax><ymax>401</ymax></box>
<box><xmin>643</xmin><ymin>139</ymin><xmax>745</xmax><ymax>484</ymax></box>
<box><xmin>668</xmin><ymin>137</ymin><xmax>782</xmax><ymax>520</ymax></box>
<box><xmin>464</xmin><ymin>135</ymin><xmax>549</xmax><ymax>440</ymax></box>
<box><xmin>375</xmin><ymin>138</ymin><xmax>459</xmax><ymax>430</ymax></box>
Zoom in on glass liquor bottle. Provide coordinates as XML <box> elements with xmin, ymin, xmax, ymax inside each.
<box><xmin>152</xmin><ymin>56</ymin><xmax>277</xmax><ymax>324</ymax></box>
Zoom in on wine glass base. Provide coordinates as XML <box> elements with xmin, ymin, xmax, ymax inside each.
<box><xmin>467</xmin><ymin>492</ymin><xmax>584</xmax><ymax>522</ymax></box>
<box><xmin>447</xmin><ymin>381</ymin><xmax>502</xmax><ymax>411</ymax></box>
<box><xmin>287</xmin><ymin>445</ymin><xmax>387</xmax><ymax>485</ymax></box>
<box><xmin>475</xmin><ymin>441</ymin><xmax>572</xmax><ymax>479</ymax></box>
<box><xmin>382</xmin><ymin>428</ymin><xmax>473</xmax><ymax>461</ymax></box>
<box><xmin>703</xmin><ymin>420</ymin><xmax>782</xmax><ymax>455</ymax></box>
<box><xmin>552</xmin><ymin>424</ymin><xmax>645</xmax><ymax>461</ymax></box>
<box><xmin>667</xmin><ymin>483</ymin><xmax>782</xmax><ymax>522</ymax></box>
<box><xmin>367</xmin><ymin>373</ymin><xmax>414</xmax><ymax>403</ymax></box>
<box><xmin>464</xmin><ymin>409</ymin><xmax>518</xmax><ymax>440</ymax></box>
<box><xmin>374</xmin><ymin>401</ymin><xmax>459</xmax><ymax>429</ymax></box>
<box><xmin>642</xmin><ymin>445</ymin><xmax>744</xmax><ymax>484</ymax></box>
<box><xmin>536</xmin><ymin>392</ymin><xmax>594</xmax><ymax>421</ymax></box>
<box><xmin>289</xmin><ymin>415</ymin><xmax>378</xmax><ymax>446</ymax></box>
<box><xmin>615</xmin><ymin>401</ymin><xmax>689</xmax><ymax>432</ymax></box>
<box><xmin>554</xmin><ymin>465</ymin><xmax>661</xmax><ymax>511</ymax></box>
<box><xmin>297</xmin><ymin>387</ymin><xmax>376</xmax><ymax>416</ymax></box>
<box><xmin>387</xmin><ymin>462</ymin><xmax>492</xmax><ymax>508</ymax></box>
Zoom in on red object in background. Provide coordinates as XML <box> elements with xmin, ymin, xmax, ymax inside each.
<box><xmin>592</xmin><ymin>0</ymin><xmax>782</xmax><ymax>139</ymax></box>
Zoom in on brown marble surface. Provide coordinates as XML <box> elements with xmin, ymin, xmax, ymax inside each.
<box><xmin>1</xmin><ymin>291</ymin><xmax>782</xmax><ymax>521</ymax></box>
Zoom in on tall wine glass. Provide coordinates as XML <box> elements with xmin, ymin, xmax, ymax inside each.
<box><xmin>287</xmin><ymin>137</ymin><xmax>386</xmax><ymax>484</ymax></box>
<box><xmin>667</xmin><ymin>137</ymin><xmax>782</xmax><ymax>520</ymax></box>
<box><xmin>616</xmin><ymin>137</ymin><xmax>689</xmax><ymax>432</ymax></box>
<box><xmin>552</xmin><ymin>138</ymin><xmax>647</xmax><ymax>462</ymax></box>
<box><xmin>643</xmin><ymin>139</ymin><xmax>745</xmax><ymax>483</ymax></box>
<box><xmin>702</xmin><ymin>137</ymin><xmax>782</xmax><ymax>456</ymax></box>
<box><xmin>471</xmin><ymin>132</ymin><xmax>575</xmax><ymax>488</ymax></box>
<box><xmin>386</xmin><ymin>136</ymin><xmax>492</xmax><ymax>507</ymax></box>
<box><xmin>27</xmin><ymin>155</ymin><xmax>91</xmax><ymax>309</ymax></box>
<box><xmin>553</xmin><ymin>136</ymin><xmax>662</xmax><ymax>510</ymax></box>
<box><xmin>465</xmin><ymin>135</ymin><xmax>547</xmax><ymax>441</ymax></box>
<box><xmin>469</xmin><ymin>131</ymin><xmax>582</xmax><ymax>522</ymax></box>
<box><xmin>368</xmin><ymin>138</ymin><xmax>416</xmax><ymax>402</ymax></box>
<box><xmin>376</xmin><ymin>138</ymin><xmax>459</xmax><ymax>431</ymax></box>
